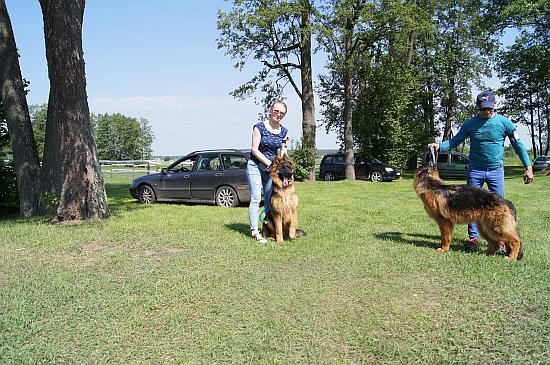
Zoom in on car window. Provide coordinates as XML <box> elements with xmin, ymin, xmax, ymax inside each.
<box><xmin>453</xmin><ymin>155</ymin><xmax>468</xmax><ymax>164</ymax></box>
<box><xmin>197</xmin><ymin>153</ymin><xmax>221</xmax><ymax>171</ymax></box>
<box><xmin>323</xmin><ymin>156</ymin><xmax>333</xmax><ymax>164</ymax></box>
<box><xmin>437</xmin><ymin>154</ymin><xmax>449</xmax><ymax>163</ymax></box>
<box><xmin>169</xmin><ymin>156</ymin><xmax>196</xmax><ymax>172</ymax></box>
<box><xmin>334</xmin><ymin>155</ymin><xmax>345</xmax><ymax>164</ymax></box>
<box><xmin>222</xmin><ymin>154</ymin><xmax>248</xmax><ymax>170</ymax></box>
<box><xmin>363</xmin><ymin>156</ymin><xmax>381</xmax><ymax>164</ymax></box>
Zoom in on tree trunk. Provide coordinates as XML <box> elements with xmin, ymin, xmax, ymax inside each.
<box><xmin>343</xmin><ymin>68</ymin><xmax>355</xmax><ymax>179</ymax></box>
<box><xmin>343</xmin><ymin>18</ymin><xmax>355</xmax><ymax>180</ymax></box>
<box><xmin>0</xmin><ymin>0</ymin><xmax>41</xmax><ymax>217</ymax></box>
<box><xmin>299</xmin><ymin>0</ymin><xmax>316</xmax><ymax>182</ymax></box>
<box><xmin>39</xmin><ymin>0</ymin><xmax>108</xmax><ymax>220</ymax></box>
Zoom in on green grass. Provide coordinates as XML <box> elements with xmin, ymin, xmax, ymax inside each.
<box><xmin>1</xmin><ymin>169</ymin><xmax>549</xmax><ymax>364</ymax></box>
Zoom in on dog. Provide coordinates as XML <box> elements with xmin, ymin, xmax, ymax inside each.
<box><xmin>261</xmin><ymin>154</ymin><xmax>305</xmax><ymax>243</ymax></box>
<box><xmin>414</xmin><ymin>166</ymin><xmax>523</xmax><ymax>260</ymax></box>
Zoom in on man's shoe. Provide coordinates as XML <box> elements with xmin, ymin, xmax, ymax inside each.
<box><xmin>465</xmin><ymin>238</ymin><xmax>480</xmax><ymax>253</ymax></box>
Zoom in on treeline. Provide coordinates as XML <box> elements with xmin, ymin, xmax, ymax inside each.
<box><xmin>218</xmin><ymin>0</ymin><xmax>548</xmax><ymax>176</ymax></box>
<box><xmin>29</xmin><ymin>105</ymin><xmax>154</xmax><ymax>161</ymax></box>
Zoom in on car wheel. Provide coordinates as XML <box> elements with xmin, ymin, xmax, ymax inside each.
<box><xmin>370</xmin><ymin>170</ymin><xmax>383</xmax><ymax>182</ymax></box>
<box><xmin>216</xmin><ymin>186</ymin><xmax>238</xmax><ymax>208</ymax></box>
<box><xmin>138</xmin><ymin>185</ymin><xmax>157</xmax><ymax>204</ymax></box>
<box><xmin>323</xmin><ymin>171</ymin><xmax>335</xmax><ymax>181</ymax></box>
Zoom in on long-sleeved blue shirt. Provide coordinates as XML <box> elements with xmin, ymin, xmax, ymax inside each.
<box><xmin>439</xmin><ymin>114</ymin><xmax>531</xmax><ymax>169</ymax></box>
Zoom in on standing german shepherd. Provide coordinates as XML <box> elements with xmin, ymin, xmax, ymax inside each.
<box><xmin>414</xmin><ymin>166</ymin><xmax>523</xmax><ymax>260</ymax></box>
<box><xmin>262</xmin><ymin>154</ymin><xmax>304</xmax><ymax>243</ymax></box>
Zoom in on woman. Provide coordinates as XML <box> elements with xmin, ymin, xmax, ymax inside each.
<box><xmin>247</xmin><ymin>100</ymin><xmax>289</xmax><ymax>243</ymax></box>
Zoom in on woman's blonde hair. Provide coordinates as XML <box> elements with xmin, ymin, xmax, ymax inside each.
<box><xmin>270</xmin><ymin>99</ymin><xmax>287</xmax><ymax>113</ymax></box>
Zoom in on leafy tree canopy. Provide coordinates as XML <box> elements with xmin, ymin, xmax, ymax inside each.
<box><xmin>92</xmin><ymin>113</ymin><xmax>155</xmax><ymax>161</ymax></box>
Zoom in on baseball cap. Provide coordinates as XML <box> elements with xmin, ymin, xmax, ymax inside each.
<box><xmin>476</xmin><ymin>90</ymin><xmax>495</xmax><ymax>109</ymax></box>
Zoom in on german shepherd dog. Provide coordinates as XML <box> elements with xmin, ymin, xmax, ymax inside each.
<box><xmin>414</xmin><ymin>165</ymin><xmax>523</xmax><ymax>260</ymax></box>
<box><xmin>262</xmin><ymin>154</ymin><xmax>305</xmax><ymax>243</ymax></box>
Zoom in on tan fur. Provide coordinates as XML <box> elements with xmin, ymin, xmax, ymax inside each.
<box><xmin>262</xmin><ymin>154</ymin><xmax>300</xmax><ymax>243</ymax></box>
<box><xmin>414</xmin><ymin>166</ymin><xmax>523</xmax><ymax>260</ymax></box>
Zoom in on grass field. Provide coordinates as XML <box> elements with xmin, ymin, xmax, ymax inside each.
<box><xmin>1</xmin><ymin>167</ymin><xmax>549</xmax><ymax>364</ymax></box>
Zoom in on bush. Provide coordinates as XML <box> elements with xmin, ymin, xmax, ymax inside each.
<box><xmin>289</xmin><ymin>139</ymin><xmax>315</xmax><ymax>181</ymax></box>
<box><xmin>0</xmin><ymin>159</ymin><xmax>19</xmax><ymax>214</ymax></box>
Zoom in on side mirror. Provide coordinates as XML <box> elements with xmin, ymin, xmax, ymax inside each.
<box><xmin>161</xmin><ymin>168</ymin><xmax>167</xmax><ymax>174</ymax></box>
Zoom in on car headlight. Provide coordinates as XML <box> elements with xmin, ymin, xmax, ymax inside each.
<box><xmin>385</xmin><ymin>167</ymin><xmax>393</xmax><ymax>172</ymax></box>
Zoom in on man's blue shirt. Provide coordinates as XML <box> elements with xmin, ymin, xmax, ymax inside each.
<box><xmin>439</xmin><ymin>114</ymin><xmax>531</xmax><ymax>169</ymax></box>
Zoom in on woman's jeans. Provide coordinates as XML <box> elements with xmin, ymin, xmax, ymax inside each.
<box><xmin>246</xmin><ymin>159</ymin><xmax>272</xmax><ymax>232</ymax></box>
<box><xmin>466</xmin><ymin>165</ymin><xmax>505</xmax><ymax>239</ymax></box>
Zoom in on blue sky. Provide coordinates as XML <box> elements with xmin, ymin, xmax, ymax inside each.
<box><xmin>5</xmin><ymin>1</ymin><xmax>530</xmax><ymax>156</ymax></box>
<box><xmin>7</xmin><ymin>0</ymin><xmax>339</xmax><ymax>156</ymax></box>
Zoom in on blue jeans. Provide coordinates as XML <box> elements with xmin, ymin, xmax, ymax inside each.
<box><xmin>246</xmin><ymin>159</ymin><xmax>272</xmax><ymax>231</ymax></box>
<box><xmin>467</xmin><ymin>165</ymin><xmax>505</xmax><ymax>239</ymax></box>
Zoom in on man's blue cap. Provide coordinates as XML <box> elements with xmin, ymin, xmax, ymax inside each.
<box><xmin>476</xmin><ymin>90</ymin><xmax>495</xmax><ymax>109</ymax></box>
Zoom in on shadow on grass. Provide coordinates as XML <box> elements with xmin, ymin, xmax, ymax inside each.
<box><xmin>375</xmin><ymin>231</ymin><xmax>465</xmax><ymax>252</ymax></box>
<box><xmin>225</xmin><ymin>223</ymin><xmax>251</xmax><ymax>237</ymax></box>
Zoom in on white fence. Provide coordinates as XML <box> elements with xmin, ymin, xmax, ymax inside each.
<box><xmin>99</xmin><ymin>160</ymin><xmax>163</xmax><ymax>178</ymax></box>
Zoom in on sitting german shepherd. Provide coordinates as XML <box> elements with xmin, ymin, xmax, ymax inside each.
<box><xmin>414</xmin><ymin>166</ymin><xmax>523</xmax><ymax>260</ymax></box>
<box><xmin>262</xmin><ymin>154</ymin><xmax>305</xmax><ymax>243</ymax></box>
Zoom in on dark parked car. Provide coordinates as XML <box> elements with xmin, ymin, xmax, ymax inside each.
<box><xmin>533</xmin><ymin>155</ymin><xmax>549</xmax><ymax>172</ymax></box>
<box><xmin>421</xmin><ymin>150</ymin><xmax>469</xmax><ymax>179</ymax></box>
<box><xmin>129</xmin><ymin>149</ymin><xmax>250</xmax><ymax>207</ymax></box>
<box><xmin>319</xmin><ymin>153</ymin><xmax>401</xmax><ymax>182</ymax></box>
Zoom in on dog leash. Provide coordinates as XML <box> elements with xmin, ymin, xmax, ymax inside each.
<box><xmin>429</xmin><ymin>146</ymin><xmax>438</xmax><ymax>169</ymax></box>
<box><xmin>259</xmin><ymin>206</ymin><xmax>268</xmax><ymax>223</ymax></box>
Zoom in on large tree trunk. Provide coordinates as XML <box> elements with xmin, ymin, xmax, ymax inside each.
<box><xmin>39</xmin><ymin>0</ymin><xmax>108</xmax><ymax>220</ymax></box>
<box><xmin>343</xmin><ymin>18</ymin><xmax>355</xmax><ymax>180</ymax></box>
<box><xmin>0</xmin><ymin>0</ymin><xmax>41</xmax><ymax>217</ymax></box>
<box><xmin>299</xmin><ymin>0</ymin><xmax>316</xmax><ymax>182</ymax></box>
<box><xmin>343</xmin><ymin>68</ymin><xmax>355</xmax><ymax>180</ymax></box>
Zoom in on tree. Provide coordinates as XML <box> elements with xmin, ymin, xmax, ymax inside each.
<box><xmin>217</xmin><ymin>0</ymin><xmax>317</xmax><ymax>181</ymax></box>
<box><xmin>39</xmin><ymin>0</ymin><xmax>107</xmax><ymax>220</ymax></box>
<box><xmin>92</xmin><ymin>113</ymin><xmax>155</xmax><ymax>160</ymax></box>
<box><xmin>0</xmin><ymin>102</ymin><xmax>19</xmax><ymax>214</ymax></box>
<box><xmin>351</xmin><ymin>0</ymin><xmax>430</xmax><ymax>169</ymax></box>
<box><xmin>496</xmin><ymin>31</ymin><xmax>549</xmax><ymax>157</ymax></box>
<box><xmin>317</xmin><ymin>0</ymin><xmax>374</xmax><ymax>179</ymax></box>
<box><xmin>428</xmin><ymin>0</ymin><xmax>495</xmax><ymax>142</ymax></box>
<box><xmin>0</xmin><ymin>0</ymin><xmax>41</xmax><ymax>217</ymax></box>
<box><xmin>30</xmin><ymin>104</ymin><xmax>47</xmax><ymax>160</ymax></box>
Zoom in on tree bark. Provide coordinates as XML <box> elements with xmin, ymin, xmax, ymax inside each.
<box><xmin>343</xmin><ymin>18</ymin><xmax>355</xmax><ymax>180</ymax></box>
<box><xmin>299</xmin><ymin>0</ymin><xmax>316</xmax><ymax>182</ymax></box>
<box><xmin>39</xmin><ymin>0</ymin><xmax>108</xmax><ymax>220</ymax></box>
<box><xmin>0</xmin><ymin>0</ymin><xmax>41</xmax><ymax>217</ymax></box>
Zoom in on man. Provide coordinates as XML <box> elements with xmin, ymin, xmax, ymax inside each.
<box><xmin>428</xmin><ymin>90</ymin><xmax>534</xmax><ymax>252</ymax></box>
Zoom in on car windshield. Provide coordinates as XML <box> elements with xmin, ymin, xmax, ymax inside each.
<box><xmin>535</xmin><ymin>156</ymin><xmax>550</xmax><ymax>162</ymax></box>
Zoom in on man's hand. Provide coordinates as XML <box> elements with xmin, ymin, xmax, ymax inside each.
<box><xmin>428</xmin><ymin>143</ymin><xmax>440</xmax><ymax>151</ymax></box>
<box><xmin>523</xmin><ymin>166</ymin><xmax>534</xmax><ymax>184</ymax></box>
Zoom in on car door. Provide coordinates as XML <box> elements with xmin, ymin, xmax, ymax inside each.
<box><xmin>354</xmin><ymin>155</ymin><xmax>369</xmax><ymax>180</ymax></box>
<box><xmin>449</xmin><ymin>153</ymin><xmax>469</xmax><ymax>178</ymax></box>
<box><xmin>221</xmin><ymin>153</ymin><xmax>248</xmax><ymax>185</ymax></box>
<box><xmin>158</xmin><ymin>156</ymin><xmax>196</xmax><ymax>199</ymax></box>
<box><xmin>191</xmin><ymin>153</ymin><xmax>224</xmax><ymax>200</ymax></box>
<box><xmin>435</xmin><ymin>153</ymin><xmax>451</xmax><ymax>176</ymax></box>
